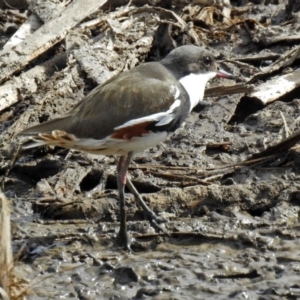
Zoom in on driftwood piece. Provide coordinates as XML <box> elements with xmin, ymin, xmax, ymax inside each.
<box><xmin>205</xmin><ymin>83</ymin><xmax>253</xmax><ymax>98</ymax></box>
<box><xmin>0</xmin><ymin>0</ymin><xmax>107</xmax><ymax>85</ymax></box>
<box><xmin>244</xmin><ymin>67</ymin><xmax>300</xmax><ymax>105</ymax></box>
<box><xmin>3</xmin><ymin>13</ymin><xmax>43</xmax><ymax>50</ymax></box>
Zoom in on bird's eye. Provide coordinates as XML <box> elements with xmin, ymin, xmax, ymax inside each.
<box><xmin>203</xmin><ymin>56</ymin><xmax>212</xmax><ymax>66</ymax></box>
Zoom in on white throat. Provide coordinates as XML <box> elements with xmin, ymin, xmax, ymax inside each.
<box><xmin>179</xmin><ymin>72</ymin><xmax>216</xmax><ymax>112</ymax></box>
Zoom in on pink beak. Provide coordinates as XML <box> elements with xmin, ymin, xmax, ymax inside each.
<box><xmin>217</xmin><ymin>68</ymin><xmax>235</xmax><ymax>80</ymax></box>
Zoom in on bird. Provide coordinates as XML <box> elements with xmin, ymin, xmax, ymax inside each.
<box><xmin>17</xmin><ymin>45</ymin><xmax>235</xmax><ymax>251</ymax></box>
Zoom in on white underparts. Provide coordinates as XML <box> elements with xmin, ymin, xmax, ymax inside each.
<box><xmin>179</xmin><ymin>72</ymin><xmax>216</xmax><ymax>112</ymax></box>
<box><xmin>79</xmin><ymin>131</ymin><xmax>169</xmax><ymax>155</ymax></box>
<box><xmin>23</xmin><ymin>131</ymin><xmax>170</xmax><ymax>155</ymax></box>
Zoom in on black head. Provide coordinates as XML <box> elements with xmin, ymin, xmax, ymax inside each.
<box><xmin>161</xmin><ymin>45</ymin><xmax>234</xmax><ymax>80</ymax></box>
<box><xmin>161</xmin><ymin>45</ymin><xmax>217</xmax><ymax>78</ymax></box>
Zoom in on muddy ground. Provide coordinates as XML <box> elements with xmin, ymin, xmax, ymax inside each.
<box><xmin>1</xmin><ymin>0</ymin><xmax>300</xmax><ymax>299</ymax></box>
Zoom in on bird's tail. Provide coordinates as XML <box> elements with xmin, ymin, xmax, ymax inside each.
<box><xmin>17</xmin><ymin>116</ymin><xmax>77</xmax><ymax>150</ymax></box>
<box><xmin>18</xmin><ymin>116</ymin><xmax>72</xmax><ymax>137</ymax></box>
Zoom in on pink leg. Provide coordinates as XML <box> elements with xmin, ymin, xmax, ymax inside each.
<box><xmin>117</xmin><ymin>153</ymin><xmax>134</xmax><ymax>251</ymax></box>
<box><xmin>117</xmin><ymin>156</ymin><xmax>127</xmax><ymax>186</ymax></box>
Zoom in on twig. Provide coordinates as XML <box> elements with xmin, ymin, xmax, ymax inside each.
<box><xmin>205</xmin><ymin>83</ymin><xmax>253</xmax><ymax>97</ymax></box>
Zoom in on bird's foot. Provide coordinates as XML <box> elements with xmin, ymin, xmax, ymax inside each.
<box><xmin>117</xmin><ymin>227</ymin><xmax>150</xmax><ymax>252</ymax></box>
<box><xmin>125</xmin><ymin>176</ymin><xmax>169</xmax><ymax>238</ymax></box>
<box><xmin>142</xmin><ymin>208</ymin><xmax>168</xmax><ymax>233</ymax></box>
<box><xmin>118</xmin><ymin>226</ymin><xmax>134</xmax><ymax>252</ymax></box>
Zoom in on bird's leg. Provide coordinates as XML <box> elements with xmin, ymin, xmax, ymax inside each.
<box><xmin>125</xmin><ymin>177</ymin><xmax>168</xmax><ymax>231</ymax></box>
<box><xmin>117</xmin><ymin>152</ymin><xmax>168</xmax><ymax>251</ymax></box>
<box><xmin>116</xmin><ymin>152</ymin><xmax>134</xmax><ymax>251</ymax></box>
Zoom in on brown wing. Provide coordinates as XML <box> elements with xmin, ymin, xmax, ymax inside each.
<box><xmin>20</xmin><ymin>62</ymin><xmax>183</xmax><ymax>140</ymax></box>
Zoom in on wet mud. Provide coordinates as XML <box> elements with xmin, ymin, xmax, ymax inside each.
<box><xmin>1</xmin><ymin>0</ymin><xmax>300</xmax><ymax>299</ymax></box>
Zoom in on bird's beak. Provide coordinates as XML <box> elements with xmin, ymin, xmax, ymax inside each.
<box><xmin>217</xmin><ymin>68</ymin><xmax>235</xmax><ymax>80</ymax></box>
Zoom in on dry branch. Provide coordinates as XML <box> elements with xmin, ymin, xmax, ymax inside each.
<box><xmin>247</xmin><ymin>46</ymin><xmax>300</xmax><ymax>84</ymax></box>
<box><xmin>205</xmin><ymin>83</ymin><xmax>253</xmax><ymax>98</ymax></box>
<box><xmin>0</xmin><ymin>192</ymin><xmax>12</xmax><ymax>296</ymax></box>
<box><xmin>246</xmin><ymin>129</ymin><xmax>300</xmax><ymax>162</ymax></box>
